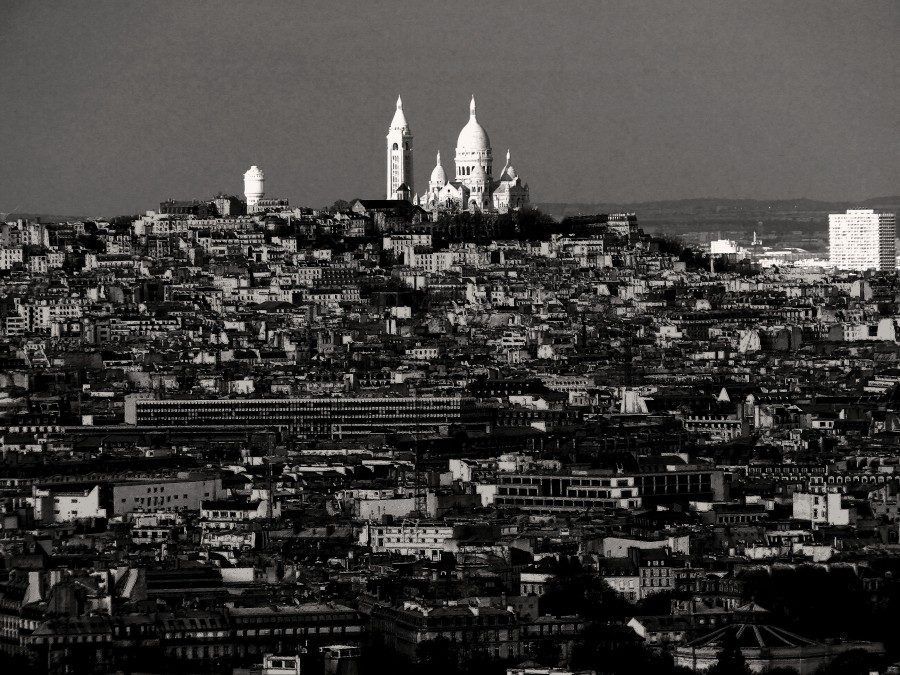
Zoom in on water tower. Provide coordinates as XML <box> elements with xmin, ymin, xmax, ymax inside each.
<box><xmin>243</xmin><ymin>165</ymin><xmax>265</xmax><ymax>213</ymax></box>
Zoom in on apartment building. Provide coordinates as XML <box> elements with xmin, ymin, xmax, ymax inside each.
<box><xmin>829</xmin><ymin>209</ymin><xmax>896</xmax><ymax>271</ymax></box>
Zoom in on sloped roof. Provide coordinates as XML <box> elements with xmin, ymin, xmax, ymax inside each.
<box><xmin>686</xmin><ymin>620</ymin><xmax>820</xmax><ymax>650</ymax></box>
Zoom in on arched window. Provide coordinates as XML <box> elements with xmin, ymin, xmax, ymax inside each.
<box><xmin>392</xmin><ymin>143</ymin><xmax>398</xmax><ymax>151</ymax></box>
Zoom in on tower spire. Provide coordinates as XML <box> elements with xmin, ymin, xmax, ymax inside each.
<box><xmin>390</xmin><ymin>95</ymin><xmax>409</xmax><ymax>130</ymax></box>
<box><xmin>470</xmin><ymin>95</ymin><xmax>476</xmax><ymax>118</ymax></box>
<box><xmin>387</xmin><ymin>95</ymin><xmax>413</xmax><ymax>200</ymax></box>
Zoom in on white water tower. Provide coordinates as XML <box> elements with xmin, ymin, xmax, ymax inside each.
<box><xmin>243</xmin><ymin>165</ymin><xmax>265</xmax><ymax>212</ymax></box>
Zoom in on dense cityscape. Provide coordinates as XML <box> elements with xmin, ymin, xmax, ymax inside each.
<box><xmin>3</xmin><ymin>2</ymin><xmax>899</xmax><ymax>675</ymax></box>
<box><xmin>1</xmin><ymin>90</ymin><xmax>899</xmax><ymax>675</ymax></box>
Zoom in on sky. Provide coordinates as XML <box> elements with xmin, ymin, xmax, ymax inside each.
<box><xmin>1</xmin><ymin>0</ymin><xmax>898</xmax><ymax>216</ymax></box>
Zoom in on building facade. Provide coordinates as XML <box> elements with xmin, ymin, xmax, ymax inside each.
<box><xmin>492</xmin><ymin>473</ymin><xmax>642</xmax><ymax>513</ymax></box>
<box><xmin>828</xmin><ymin>209</ymin><xmax>896</xmax><ymax>271</ymax></box>
<box><xmin>124</xmin><ymin>396</ymin><xmax>490</xmax><ymax>436</ymax></box>
<box><xmin>111</xmin><ymin>477</ymin><xmax>223</xmax><ymax>516</ymax></box>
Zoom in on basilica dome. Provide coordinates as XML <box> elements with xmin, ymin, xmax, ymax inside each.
<box><xmin>456</xmin><ymin>96</ymin><xmax>491</xmax><ymax>153</ymax></box>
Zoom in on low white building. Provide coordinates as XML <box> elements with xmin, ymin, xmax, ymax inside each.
<box><xmin>33</xmin><ymin>484</ymin><xmax>106</xmax><ymax>523</ymax></box>
<box><xmin>520</xmin><ymin>571</ymin><xmax>555</xmax><ymax>596</ymax></box>
<box><xmin>261</xmin><ymin>654</ymin><xmax>302</xmax><ymax>675</ymax></box>
<box><xmin>359</xmin><ymin>521</ymin><xmax>456</xmax><ymax>560</ymax></box>
<box><xmin>792</xmin><ymin>490</ymin><xmax>852</xmax><ymax>526</ymax></box>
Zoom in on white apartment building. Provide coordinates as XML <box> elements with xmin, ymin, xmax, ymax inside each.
<box><xmin>829</xmin><ymin>209</ymin><xmax>896</xmax><ymax>271</ymax></box>
<box><xmin>0</xmin><ymin>246</ymin><xmax>24</xmax><ymax>270</ymax></box>
<box><xmin>359</xmin><ymin>521</ymin><xmax>456</xmax><ymax>560</ymax></box>
<box><xmin>792</xmin><ymin>490</ymin><xmax>852</xmax><ymax>526</ymax></box>
<box><xmin>33</xmin><ymin>485</ymin><xmax>106</xmax><ymax>523</ymax></box>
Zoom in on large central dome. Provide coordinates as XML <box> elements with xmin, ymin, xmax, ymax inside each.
<box><xmin>456</xmin><ymin>96</ymin><xmax>491</xmax><ymax>152</ymax></box>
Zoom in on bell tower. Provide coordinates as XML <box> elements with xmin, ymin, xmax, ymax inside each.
<box><xmin>386</xmin><ymin>96</ymin><xmax>414</xmax><ymax>200</ymax></box>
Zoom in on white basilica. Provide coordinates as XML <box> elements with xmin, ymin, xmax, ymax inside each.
<box><xmin>386</xmin><ymin>96</ymin><xmax>529</xmax><ymax>214</ymax></box>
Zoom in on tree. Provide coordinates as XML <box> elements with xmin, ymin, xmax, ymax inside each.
<box><xmin>329</xmin><ymin>199</ymin><xmax>351</xmax><ymax>213</ymax></box>
<box><xmin>707</xmin><ymin>627</ymin><xmax>750</xmax><ymax>675</ymax></box>
<box><xmin>530</xmin><ymin>638</ymin><xmax>560</xmax><ymax>667</ymax></box>
<box><xmin>415</xmin><ymin>637</ymin><xmax>459</xmax><ymax>675</ymax></box>
<box><xmin>635</xmin><ymin>589</ymin><xmax>684</xmax><ymax>615</ymax></box>
<box><xmin>817</xmin><ymin>649</ymin><xmax>884</xmax><ymax>675</ymax></box>
<box><xmin>539</xmin><ymin>572</ymin><xmax>631</xmax><ymax>623</ymax></box>
<box><xmin>652</xmin><ymin>235</ymin><xmax>687</xmax><ymax>257</ymax></box>
<box><xmin>571</xmin><ymin>623</ymin><xmax>680</xmax><ymax>675</ymax></box>
<box><xmin>513</xmin><ymin>206</ymin><xmax>556</xmax><ymax>240</ymax></box>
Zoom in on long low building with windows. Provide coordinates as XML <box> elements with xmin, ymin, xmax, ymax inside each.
<box><xmin>492</xmin><ymin>472</ymin><xmax>643</xmax><ymax>513</ymax></box>
<box><xmin>491</xmin><ymin>466</ymin><xmax>726</xmax><ymax>512</ymax></box>
<box><xmin>124</xmin><ymin>396</ymin><xmax>491</xmax><ymax>436</ymax></box>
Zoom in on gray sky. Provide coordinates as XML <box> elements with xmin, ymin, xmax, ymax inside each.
<box><xmin>1</xmin><ymin>0</ymin><xmax>898</xmax><ymax>216</ymax></box>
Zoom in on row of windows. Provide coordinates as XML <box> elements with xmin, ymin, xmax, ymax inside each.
<box><xmin>457</xmin><ymin>165</ymin><xmax>490</xmax><ymax>176</ymax></box>
<box><xmin>499</xmin><ymin>476</ymin><xmax>633</xmax><ymax>488</ymax></box>
<box><xmin>142</xmin><ymin>404</ymin><xmax>460</xmax><ymax>414</ymax></box>
<box><xmin>163</xmin><ymin>630</ymin><xmax>227</xmax><ymax>639</ymax></box>
<box><xmin>521</xmin><ymin>623</ymin><xmax>579</xmax><ymax>635</ymax></box>
<box><xmin>128</xmin><ymin>493</ymin><xmax>196</xmax><ymax>503</ymax></box>
<box><xmin>32</xmin><ymin>634</ymin><xmax>107</xmax><ymax>646</ymax></box>
<box><xmin>642</xmin><ymin>567</ymin><xmax>672</xmax><ymax>576</ymax></box>
<box><xmin>717</xmin><ymin>514</ymin><xmax>760</xmax><ymax>523</ymax></box>
<box><xmin>377</xmin><ymin>537</ymin><xmax>444</xmax><ymax>544</ymax></box>
<box><xmin>376</xmin><ymin>528</ymin><xmax>450</xmax><ymax>536</ymax></box>
<box><xmin>143</xmin><ymin>408</ymin><xmax>455</xmax><ymax>418</ymax></box>
<box><xmin>168</xmin><ymin>645</ymin><xmax>229</xmax><ymax>660</ymax></box>
<box><xmin>495</xmin><ymin>497</ymin><xmax>638</xmax><ymax>508</ymax></box>
<box><xmin>231</xmin><ymin>615</ymin><xmax>357</xmax><ymax>626</ymax></box>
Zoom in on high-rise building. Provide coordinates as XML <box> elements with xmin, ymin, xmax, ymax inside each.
<box><xmin>386</xmin><ymin>96</ymin><xmax>413</xmax><ymax>201</ymax></box>
<box><xmin>829</xmin><ymin>209</ymin><xmax>896</xmax><ymax>271</ymax></box>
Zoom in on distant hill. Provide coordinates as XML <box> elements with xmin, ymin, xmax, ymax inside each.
<box><xmin>2</xmin><ymin>212</ymin><xmax>89</xmax><ymax>223</ymax></box>
<box><xmin>538</xmin><ymin>197</ymin><xmax>900</xmax><ymax>221</ymax></box>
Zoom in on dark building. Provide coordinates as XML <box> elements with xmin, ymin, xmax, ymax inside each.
<box><xmin>158</xmin><ymin>200</ymin><xmax>210</xmax><ymax>218</ymax></box>
<box><xmin>125</xmin><ymin>396</ymin><xmax>491</xmax><ymax>437</ymax></box>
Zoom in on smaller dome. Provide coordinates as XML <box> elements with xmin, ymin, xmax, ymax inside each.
<box><xmin>470</xmin><ymin>163</ymin><xmax>487</xmax><ymax>182</ymax></box>
<box><xmin>430</xmin><ymin>151</ymin><xmax>446</xmax><ymax>184</ymax></box>
<box><xmin>499</xmin><ymin>150</ymin><xmax>517</xmax><ymax>181</ymax></box>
